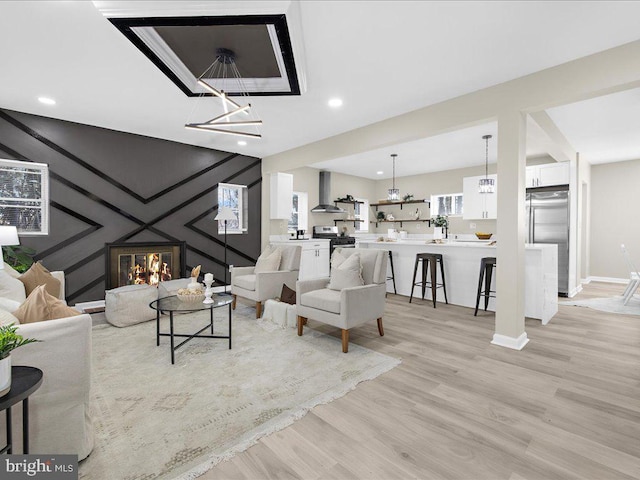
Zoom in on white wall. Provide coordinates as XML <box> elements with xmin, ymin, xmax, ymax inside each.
<box><xmin>590</xmin><ymin>158</ymin><xmax>640</xmax><ymax>279</ymax></box>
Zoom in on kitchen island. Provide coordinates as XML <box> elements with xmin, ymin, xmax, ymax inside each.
<box><xmin>358</xmin><ymin>240</ymin><xmax>558</xmax><ymax>324</ymax></box>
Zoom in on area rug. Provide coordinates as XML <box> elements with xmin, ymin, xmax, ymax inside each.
<box><xmin>560</xmin><ymin>294</ymin><xmax>640</xmax><ymax>315</ymax></box>
<box><xmin>79</xmin><ymin>304</ymin><xmax>400</xmax><ymax>479</ymax></box>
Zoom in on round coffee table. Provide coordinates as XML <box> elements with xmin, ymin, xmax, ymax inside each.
<box><xmin>150</xmin><ymin>294</ymin><xmax>234</xmax><ymax>364</ymax></box>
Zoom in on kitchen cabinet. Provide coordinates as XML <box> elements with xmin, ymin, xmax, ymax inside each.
<box><xmin>526</xmin><ymin>162</ymin><xmax>569</xmax><ymax>188</ymax></box>
<box><xmin>270</xmin><ymin>172</ymin><xmax>293</xmax><ymax>219</ymax></box>
<box><xmin>462</xmin><ymin>174</ymin><xmax>498</xmax><ymax>219</ymax></box>
<box><xmin>271</xmin><ymin>240</ymin><xmax>330</xmax><ymax>280</ymax></box>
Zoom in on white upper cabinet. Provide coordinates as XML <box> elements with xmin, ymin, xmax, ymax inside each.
<box><xmin>462</xmin><ymin>174</ymin><xmax>498</xmax><ymax>220</ymax></box>
<box><xmin>270</xmin><ymin>172</ymin><xmax>293</xmax><ymax>219</ymax></box>
<box><xmin>526</xmin><ymin>162</ymin><xmax>569</xmax><ymax>188</ymax></box>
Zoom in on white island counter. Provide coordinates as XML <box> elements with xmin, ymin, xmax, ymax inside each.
<box><xmin>358</xmin><ymin>240</ymin><xmax>558</xmax><ymax>324</ymax></box>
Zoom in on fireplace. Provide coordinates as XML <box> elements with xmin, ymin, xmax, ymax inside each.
<box><xmin>105</xmin><ymin>242</ymin><xmax>187</xmax><ymax>290</ymax></box>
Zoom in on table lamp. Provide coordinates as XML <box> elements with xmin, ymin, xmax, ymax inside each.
<box><xmin>0</xmin><ymin>226</ymin><xmax>19</xmax><ymax>270</ymax></box>
<box><xmin>214</xmin><ymin>206</ymin><xmax>236</xmax><ymax>293</ymax></box>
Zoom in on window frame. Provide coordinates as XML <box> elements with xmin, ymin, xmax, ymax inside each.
<box><xmin>288</xmin><ymin>191</ymin><xmax>308</xmax><ymax>233</ymax></box>
<box><xmin>430</xmin><ymin>193</ymin><xmax>463</xmax><ymax>217</ymax></box>
<box><xmin>354</xmin><ymin>198</ymin><xmax>369</xmax><ymax>232</ymax></box>
<box><xmin>0</xmin><ymin>158</ymin><xmax>49</xmax><ymax>236</ymax></box>
<box><xmin>218</xmin><ymin>183</ymin><xmax>248</xmax><ymax>234</ymax></box>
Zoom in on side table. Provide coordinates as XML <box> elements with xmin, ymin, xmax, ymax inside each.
<box><xmin>0</xmin><ymin>366</ymin><xmax>43</xmax><ymax>454</ymax></box>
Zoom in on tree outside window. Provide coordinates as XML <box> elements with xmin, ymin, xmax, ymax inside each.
<box><xmin>218</xmin><ymin>183</ymin><xmax>248</xmax><ymax>234</ymax></box>
<box><xmin>0</xmin><ymin>159</ymin><xmax>49</xmax><ymax>235</ymax></box>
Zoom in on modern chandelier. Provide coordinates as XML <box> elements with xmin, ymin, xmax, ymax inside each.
<box><xmin>387</xmin><ymin>154</ymin><xmax>399</xmax><ymax>201</ymax></box>
<box><xmin>478</xmin><ymin>134</ymin><xmax>495</xmax><ymax>194</ymax></box>
<box><xmin>185</xmin><ymin>48</ymin><xmax>262</xmax><ymax>139</ymax></box>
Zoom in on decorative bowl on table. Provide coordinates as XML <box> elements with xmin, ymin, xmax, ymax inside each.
<box><xmin>177</xmin><ymin>287</ymin><xmax>205</xmax><ymax>302</ymax></box>
<box><xmin>475</xmin><ymin>232</ymin><xmax>493</xmax><ymax>240</ymax></box>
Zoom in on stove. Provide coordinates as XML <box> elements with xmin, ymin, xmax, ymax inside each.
<box><xmin>312</xmin><ymin>226</ymin><xmax>356</xmax><ymax>255</ymax></box>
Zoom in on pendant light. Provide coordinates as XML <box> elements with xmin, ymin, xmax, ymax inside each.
<box><xmin>478</xmin><ymin>134</ymin><xmax>495</xmax><ymax>194</ymax></box>
<box><xmin>185</xmin><ymin>48</ymin><xmax>262</xmax><ymax>139</ymax></box>
<box><xmin>387</xmin><ymin>154</ymin><xmax>399</xmax><ymax>201</ymax></box>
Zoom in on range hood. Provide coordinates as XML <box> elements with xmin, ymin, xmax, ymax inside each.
<box><xmin>310</xmin><ymin>171</ymin><xmax>345</xmax><ymax>213</ymax></box>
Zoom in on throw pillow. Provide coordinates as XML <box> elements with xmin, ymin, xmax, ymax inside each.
<box><xmin>0</xmin><ymin>309</ymin><xmax>19</xmax><ymax>326</ymax></box>
<box><xmin>328</xmin><ymin>253</ymin><xmax>364</xmax><ymax>291</ymax></box>
<box><xmin>0</xmin><ymin>297</ymin><xmax>21</xmax><ymax>313</ymax></box>
<box><xmin>254</xmin><ymin>246</ymin><xmax>282</xmax><ymax>273</ymax></box>
<box><xmin>13</xmin><ymin>285</ymin><xmax>81</xmax><ymax>324</ymax></box>
<box><xmin>0</xmin><ymin>269</ymin><xmax>26</xmax><ymax>303</ymax></box>
<box><xmin>18</xmin><ymin>262</ymin><xmax>61</xmax><ymax>299</ymax></box>
<box><xmin>279</xmin><ymin>284</ymin><xmax>296</xmax><ymax>305</ymax></box>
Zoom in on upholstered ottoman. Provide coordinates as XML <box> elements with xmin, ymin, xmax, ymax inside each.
<box><xmin>105</xmin><ymin>284</ymin><xmax>158</xmax><ymax>327</ymax></box>
<box><xmin>157</xmin><ymin>278</ymin><xmax>191</xmax><ymax>299</ymax></box>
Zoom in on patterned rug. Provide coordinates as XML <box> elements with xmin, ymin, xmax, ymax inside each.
<box><xmin>560</xmin><ymin>294</ymin><xmax>640</xmax><ymax>316</ymax></box>
<box><xmin>79</xmin><ymin>304</ymin><xmax>400</xmax><ymax>479</ymax></box>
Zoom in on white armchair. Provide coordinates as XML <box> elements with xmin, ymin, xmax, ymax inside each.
<box><xmin>296</xmin><ymin>248</ymin><xmax>388</xmax><ymax>353</ymax></box>
<box><xmin>231</xmin><ymin>245</ymin><xmax>302</xmax><ymax>318</ymax></box>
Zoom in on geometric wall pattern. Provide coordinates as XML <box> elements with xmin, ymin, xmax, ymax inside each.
<box><xmin>0</xmin><ymin>109</ymin><xmax>261</xmax><ymax>303</ymax></box>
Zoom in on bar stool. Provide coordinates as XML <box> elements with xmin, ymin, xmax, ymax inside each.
<box><xmin>474</xmin><ymin>257</ymin><xmax>497</xmax><ymax>316</ymax></box>
<box><xmin>387</xmin><ymin>250</ymin><xmax>397</xmax><ymax>295</ymax></box>
<box><xmin>409</xmin><ymin>253</ymin><xmax>448</xmax><ymax>308</ymax></box>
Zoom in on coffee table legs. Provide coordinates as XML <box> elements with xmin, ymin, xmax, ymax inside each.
<box><xmin>228</xmin><ymin>303</ymin><xmax>232</xmax><ymax>349</ymax></box>
<box><xmin>170</xmin><ymin>312</ymin><xmax>175</xmax><ymax>365</ymax></box>
<box><xmin>156</xmin><ymin>309</ymin><xmax>160</xmax><ymax>346</ymax></box>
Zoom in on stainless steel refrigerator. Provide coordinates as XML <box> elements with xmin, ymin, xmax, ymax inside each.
<box><xmin>526</xmin><ymin>187</ymin><xmax>570</xmax><ymax>296</ymax></box>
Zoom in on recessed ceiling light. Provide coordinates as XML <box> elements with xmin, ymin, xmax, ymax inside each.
<box><xmin>376</xmin><ymin>171</ymin><xmax>384</xmax><ymax>175</ymax></box>
<box><xmin>328</xmin><ymin>98</ymin><xmax>343</xmax><ymax>108</ymax></box>
<box><xmin>237</xmin><ymin>140</ymin><xmax>247</xmax><ymax>146</ymax></box>
<box><xmin>38</xmin><ymin>97</ymin><xmax>56</xmax><ymax>105</ymax></box>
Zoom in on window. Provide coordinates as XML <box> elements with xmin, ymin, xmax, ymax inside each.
<box><xmin>0</xmin><ymin>159</ymin><xmax>49</xmax><ymax>235</ymax></box>
<box><xmin>288</xmin><ymin>192</ymin><xmax>308</xmax><ymax>233</ymax></box>
<box><xmin>218</xmin><ymin>183</ymin><xmax>248</xmax><ymax>234</ymax></box>
<box><xmin>354</xmin><ymin>198</ymin><xmax>369</xmax><ymax>232</ymax></box>
<box><xmin>430</xmin><ymin>193</ymin><xmax>463</xmax><ymax>217</ymax></box>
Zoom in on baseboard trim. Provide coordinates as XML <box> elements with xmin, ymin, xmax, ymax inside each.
<box><xmin>568</xmin><ymin>284</ymin><xmax>583</xmax><ymax>298</ymax></box>
<box><xmin>584</xmin><ymin>276</ymin><xmax>628</xmax><ymax>285</ymax></box>
<box><xmin>491</xmin><ymin>332</ymin><xmax>529</xmax><ymax>350</ymax></box>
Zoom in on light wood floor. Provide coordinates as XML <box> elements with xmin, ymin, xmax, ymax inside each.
<box><xmin>201</xmin><ymin>283</ymin><xmax>640</xmax><ymax>480</ymax></box>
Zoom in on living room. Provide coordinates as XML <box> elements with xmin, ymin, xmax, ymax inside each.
<box><xmin>1</xmin><ymin>1</ymin><xmax>640</xmax><ymax>479</ymax></box>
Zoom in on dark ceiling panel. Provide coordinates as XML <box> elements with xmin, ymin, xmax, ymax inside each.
<box><xmin>155</xmin><ymin>24</ymin><xmax>280</xmax><ymax>79</ymax></box>
<box><xmin>109</xmin><ymin>15</ymin><xmax>300</xmax><ymax>97</ymax></box>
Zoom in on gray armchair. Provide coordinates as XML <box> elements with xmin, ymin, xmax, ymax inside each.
<box><xmin>231</xmin><ymin>244</ymin><xmax>302</xmax><ymax>318</ymax></box>
<box><xmin>296</xmin><ymin>248</ymin><xmax>388</xmax><ymax>352</ymax></box>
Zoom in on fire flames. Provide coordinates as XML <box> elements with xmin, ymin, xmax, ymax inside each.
<box><xmin>127</xmin><ymin>253</ymin><xmax>172</xmax><ymax>286</ymax></box>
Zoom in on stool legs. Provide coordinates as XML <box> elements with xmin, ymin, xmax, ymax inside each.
<box><xmin>484</xmin><ymin>263</ymin><xmax>494</xmax><ymax>311</ymax></box>
<box><xmin>429</xmin><ymin>258</ymin><xmax>438</xmax><ymax>308</ymax></box>
<box><xmin>474</xmin><ymin>266</ymin><xmax>485</xmax><ymax>316</ymax></box>
<box><xmin>439</xmin><ymin>258</ymin><xmax>448</xmax><ymax>304</ymax></box>
<box><xmin>421</xmin><ymin>257</ymin><xmax>429</xmax><ymax>301</ymax></box>
<box><xmin>388</xmin><ymin>251</ymin><xmax>397</xmax><ymax>295</ymax></box>
<box><xmin>409</xmin><ymin>256</ymin><xmax>419</xmax><ymax>303</ymax></box>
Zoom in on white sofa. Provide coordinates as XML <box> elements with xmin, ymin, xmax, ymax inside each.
<box><xmin>0</xmin><ymin>266</ymin><xmax>94</xmax><ymax>459</ymax></box>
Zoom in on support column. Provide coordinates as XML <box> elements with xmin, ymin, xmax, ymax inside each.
<box><xmin>493</xmin><ymin>110</ymin><xmax>529</xmax><ymax>350</ymax></box>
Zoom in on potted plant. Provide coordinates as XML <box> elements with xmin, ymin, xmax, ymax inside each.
<box><xmin>2</xmin><ymin>245</ymin><xmax>36</xmax><ymax>273</ymax></box>
<box><xmin>0</xmin><ymin>324</ymin><xmax>40</xmax><ymax>396</ymax></box>
<box><xmin>376</xmin><ymin>211</ymin><xmax>386</xmax><ymax>222</ymax></box>
<box><xmin>432</xmin><ymin>215</ymin><xmax>449</xmax><ymax>240</ymax></box>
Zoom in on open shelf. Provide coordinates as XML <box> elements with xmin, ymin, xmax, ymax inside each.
<box><xmin>373</xmin><ymin>219</ymin><xmax>432</xmax><ymax>228</ymax></box>
<box><xmin>370</xmin><ymin>199</ymin><xmax>430</xmax><ymax>210</ymax></box>
<box><xmin>334</xmin><ymin>219</ymin><xmax>365</xmax><ymax>227</ymax></box>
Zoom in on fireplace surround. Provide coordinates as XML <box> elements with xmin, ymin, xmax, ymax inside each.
<box><xmin>105</xmin><ymin>241</ymin><xmax>187</xmax><ymax>290</ymax></box>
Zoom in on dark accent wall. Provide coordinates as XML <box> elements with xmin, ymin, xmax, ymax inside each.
<box><xmin>0</xmin><ymin>109</ymin><xmax>262</xmax><ymax>303</ymax></box>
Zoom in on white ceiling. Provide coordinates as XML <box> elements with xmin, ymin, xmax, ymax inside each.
<box><xmin>0</xmin><ymin>1</ymin><xmax>640</xmax><ymax>170</ymax></box>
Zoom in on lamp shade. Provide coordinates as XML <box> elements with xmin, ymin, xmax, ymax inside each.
<box><xmin>214</xmin><ymin>206</ymin><xmax>236</xmax><ymax>222</ymax></box>
<box><xmin>0</xmin><ymin>226</ymin><xmax>19</xmax><ymax>246</ymax></box>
